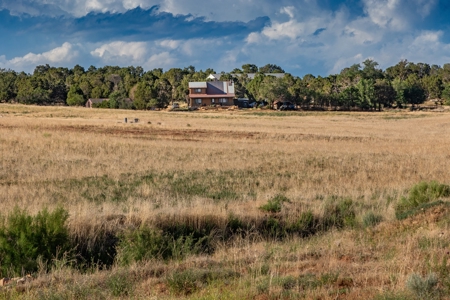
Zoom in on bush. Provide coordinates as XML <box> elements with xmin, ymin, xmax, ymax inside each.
<box><xmin>260</xmin><ymin>194</ymin><xmax>290</xmax><ymax>213</ymax></box>
<box><xmin>363</xmin><ymin>211</ymin><xmax>383</xmax><ymax>227</ymax></box>
<box><xmin>322</xmin><ymin>198</ymin><xmax>356</xmax><ymax>230</ymax></box>
<box><xmin>396</xmin><ymin>181</ymin><xmax>450</xmax><ymax>219</ymax></box>
<box><xmin>288</xmin><ymin>211</ymin><xmax>319</xmax><ymax>237</ymax></box>
<box><xmin>406</xmin><ymin>273</ymin><xmax>439</xmax><ymax>299</ymax></box>
<box><xmin>116</xmin><ymin>224</ymin><xmax>213</xmax><ymax>265</ymax></box>
<box><xmin>0</xmin><ymin>207</ymin><xmax>70</xmax><ymax>276</ymax></box>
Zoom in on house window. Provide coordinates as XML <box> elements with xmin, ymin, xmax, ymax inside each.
<box><xmin>194</xmin><ymin>88</ymin><xmax>202</xmax><ymax>93</ymax></box>
<box><xmin>211</xmin><ymin>98</ymin><xmax>215</xmax><ymax>103</ymax></box>
<box><xmin>195</xmin><ymin>99</ymin><xmax>202</xmax><ymax>104</ymax></box>
<box><xmin>219</xmin><ymin>98</ymin><xmax>228</xmax><ymax>103</ymax></box>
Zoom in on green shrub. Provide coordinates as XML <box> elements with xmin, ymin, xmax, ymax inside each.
<box><xmin>396</xmin><ymin>181</ymin><xmax>450</xmax><ymax>219</ymax></box>
<box><xmin>406</xmin><ymin>273</ymin><xmax>439</xmax><ymax>299</ymax></box>
<box><xmin>259</xmin><ymin>194</ymin><xmax>290</xmax><ymax>213</ymax></box>
<box><xmin>363</xmin><ymin>211</ymin><xmax>383</xmax><ymax>227</ymax></box>
<box><xmin>288</xmin><ymin>211</ymin><xmax>319</xmax><ymax>237</ymax></box>
<box><xmin>322</xmin><ymin>198</ymin><xmax>356</xmax><ymax>230</ymax></box>
<box><xmin>116</xmin><ymin>224</ymin><xmax>213</xmax><ymax>265</ymax></box>
<box><xmin>0</xmin><ymin>207</ymin><xmax>70</xmax><ymax>276</ymax></box>
<box><xmin>116</xmin><ymin>226</ymin><xmax>166</xmax><ymax>266</ymax></box>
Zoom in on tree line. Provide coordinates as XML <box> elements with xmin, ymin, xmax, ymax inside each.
<box><xmin>1</xmin><ymin>60</ymin><xmax>450</xmax><ymax>110</ymax></box>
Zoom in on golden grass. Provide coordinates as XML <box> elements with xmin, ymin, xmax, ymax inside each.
<box><xmin>1</xmin><ymin>104</ymin><xmax>450</xmax><ymax>299</ymax></box>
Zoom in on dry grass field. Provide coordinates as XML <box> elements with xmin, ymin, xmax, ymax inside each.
<box><xmin>1</xmin><ymin>104</ymin><xmax>450</xmax><ymax>299</ymax></box>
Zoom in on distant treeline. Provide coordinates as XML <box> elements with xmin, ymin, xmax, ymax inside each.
<box><xmin>1</xmin><ymin>60</ymin><xmax>450</xmax><ymax>110</ymax></box>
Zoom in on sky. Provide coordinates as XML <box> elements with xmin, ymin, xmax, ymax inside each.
<box><xmin>0</xmin><ymin>0</ymin><xmax>449</xmax><ymax>77</ymax></box>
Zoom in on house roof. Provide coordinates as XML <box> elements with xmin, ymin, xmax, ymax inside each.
<box><xmin>189</xmin><ymin>82</ymin><xmax>207</xmax><ymax>88</ymax></box>
<box><xmin>189</xmin><ymin>81</ymin><xmax>235</xmax><ymax>97</ymax></box>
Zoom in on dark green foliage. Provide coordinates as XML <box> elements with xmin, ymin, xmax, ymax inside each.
<box><xmin>0</xmin><ymin>207</ymin><xmax>70</xmax><ymax>276</ymax></box>
<box><xmin>72</xmin><ymin>228</ymin><xmax>117</xmax><ymax>268</ymax></box>
<box><xmin>363</xmin><ymin>211</ymin><xmax>383</xmax><ymax>227</ymax></box>
<box><xmin>396</xmin><ymin>181</ymin><xmax>450</xmax><ymax>219</ymax></box>
<box><xmin>259</xmin><ymin>194</ymin><xmax>290</xmax><ymax>213</ymax></box>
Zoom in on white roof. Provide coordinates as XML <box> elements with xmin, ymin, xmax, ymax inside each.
<box><xmin>189</xmin><ymin>82</ymin><xmax>207</xmax><ymax>88</ymax></box>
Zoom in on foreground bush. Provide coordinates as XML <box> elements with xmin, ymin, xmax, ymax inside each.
<box><xmin>0</xmin><ymin>207</ymin><xmax>70</xmax><ymax>276</ymax></box>
<box><xmin>396</xmin><ymin>181</ymin><xmax>450</xmax><ymax>219</ymax></box>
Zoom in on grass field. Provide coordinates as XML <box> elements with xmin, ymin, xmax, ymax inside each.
<box><xmin>1</xmin><ymin>104</ymin><xmax>450</xmax><ymax>299</ymax></box>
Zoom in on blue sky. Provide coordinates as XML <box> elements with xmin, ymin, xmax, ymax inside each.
<box><xmin>0</xmin><ymin>0</ymin><xmax>449</xmax><ymax>77</ymax></box>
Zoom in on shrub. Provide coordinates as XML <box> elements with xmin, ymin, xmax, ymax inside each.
<box><xmin>396</xmin><ymin>181</ymin><xmax>450</xmax><ymax>219</ymax></box>
<box><xmin>288</xmin><ymin>211</ymin><xmax>319</xmax><ymax>237</ymax></box>
<box><xmin>322</xmin><ymin>198</ymin><xmax>356</xmax><ymax>230</ymax></box>
<box><xmin>363</xmin><ymin>211</ymin><xmax>383</xmax><ymax>227</ymax></box>
<box><xmin>116</xmin><ymin>224</ymin><xmax>214</xmax><ymax>265</ymax></box>
<box><xmin>115</xmin><ymin>226</ymin><xmax>166</xmax><ymax>266</ymax></box>
<box><xmin>0</xmin><ymin>207</ymin><xmax>70</xmax><ymax>276</ymax></box>
<box><xmin>406</xmin><ymin>273</ymin><xmax>439</xmax><ymax>299</ymax></box>
<box><xmin>259</xmin><ymin>194</ymin><xmax>290</xmax><ymax>213</ymax></box>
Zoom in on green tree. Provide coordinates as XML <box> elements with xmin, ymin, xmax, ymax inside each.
<box><xmin>0</xmin><ymin>69</ymin><xmax>17</xmax><ymax>101</ymax></box>
<box><xmin>356</xmin><ymin>79</ymin><xmax>375</xmax><ymax>110</ymax></box>
<box><xmin>259</xmin><ymin>64</ymin><xmax>285</xmax><ymax>73</ymax></box>
<box><xmin>242</xmin><ymin>64</ymin><xmax>258</xmax><ymax>73</ymax></box>
<box><xmin>442</xmin><ymin>84</ymin><xmax>450</xmax><ymax>105</ymax></box>
<box><xmin>66</xmin><ymin>85</ymin><xmax>85</xmax><ymax>106</ymax></box>
<box><xmin>422</xmin><ymin>75</ymin><xmax>442</xmax><ymax>99</ymax></box>
<box><xmin>374</xmin><ymin>79</ymin><xmax>396</xmax><ymax>110</ymax></box>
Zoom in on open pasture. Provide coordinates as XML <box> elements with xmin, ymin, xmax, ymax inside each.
<box><xmin>1</xmin><ymin>104</ymin><xmax>450</xmax><ymax>299</ymax></box>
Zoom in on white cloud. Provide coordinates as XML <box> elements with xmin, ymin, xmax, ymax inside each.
<box><xmin>91</xmin><ymin>41</ymin><xmax>147</xmax><ymax>63</ymax></box>
<box><xmin>143</xmin><ymin>52</ymin><xmax>176</xmax><ymax>69</ymax></box>
<box><xmin>0</xmin><ymin>42</ymin><xmax>78</xmax><ymax>72</ymax></box>
<box><xmin>159</xmin><ymin>40</ymin><xmax>180</xmax><ymax>49</ymax></box>
<box><xmin>280</xmin><ymin>6</ymin><xmax>296</xmax><ymax>19</ymax></box>
<box><xmin>362</xmin><ymin>0</ymin><xmax>438</xmax><ymax>31</ymax></box>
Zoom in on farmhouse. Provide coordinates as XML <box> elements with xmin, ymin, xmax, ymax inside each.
<box><xmin>188</xmin><ymin>80</ymin><xmax>235</xmax><ymax>107</ymax></box>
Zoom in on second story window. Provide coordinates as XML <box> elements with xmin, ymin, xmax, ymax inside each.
<box><xmin>194</xmin><ymin>88</ymin><xmax>202</xmax><ymax>93</ymax></box>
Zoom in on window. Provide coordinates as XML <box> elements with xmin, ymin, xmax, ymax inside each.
<box><xmin>195</xmin><ymin>99</ymin><xmax>202</xmax><ymax>104</ymax></box>
<box><xmin>194</xmin><ymin>88</ymin><xmax>202</xmax><ymax>93</ymax></box>
<box><xmin>211</xmin><ymin>98</ymin><xmax>215</xmax><ymax>103</ymax></box>
<box><xmin>219</xmin><ymin>98</ymin><xmax>228</xmax><ymax>103</ymax></box>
